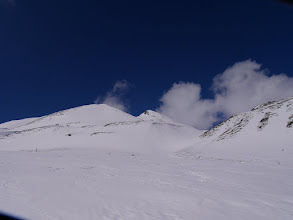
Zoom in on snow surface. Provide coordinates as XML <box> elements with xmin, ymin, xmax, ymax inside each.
<box><xmin>0</xmin><ymin>101</ymin><xmax>293</xmax><ymax>220</ymax></box>
<box><xmin>0</xmin><ymin>118</ymin><xmax>37</xmax><ymax>130</ymax></box>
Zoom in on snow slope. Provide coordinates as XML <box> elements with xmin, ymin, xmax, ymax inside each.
<box><xmin>14</xmin><ymin>104</ymin><xmax>137</xmax><ymax>130</ymax></box>
<box><xmin>178</xmin><ymin>96</ymin><xmax>293</xmax><ymax>163</ymax></box>
<box><xmin>0</xmin><ymin>104</ymin><xmax>201</xmax><ymax>153</ymax></box>
<box><xmin>0</xmin><ymin>118</ymin><xmax>37</xmax><ymax>130</ymax></box>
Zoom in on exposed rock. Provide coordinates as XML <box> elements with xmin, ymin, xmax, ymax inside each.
<box><xmin>257</xmin><ymin>112</ymin><xmax>277</xmax><ymax>131</ymax></box>
<box><xmin>287</xmin><ymin>114</ymin><xmax>293</xmax><ymax>128</ymax></box>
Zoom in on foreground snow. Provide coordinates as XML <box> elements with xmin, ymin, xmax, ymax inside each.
<box><xmin>0</xmin><ymin>147</ymin><xmax>292</xmax><ymax>220</ymax></box>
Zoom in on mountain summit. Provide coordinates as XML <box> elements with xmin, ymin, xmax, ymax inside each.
<box><xmin>138</xmin><ymin>110</ymin><xmax>178</xmax><ymax>124</ymax></box>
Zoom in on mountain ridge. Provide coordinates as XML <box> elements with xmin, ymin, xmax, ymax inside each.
<box><xmin>1</xmin><ymin>97</ymin><xmax>293</xmax><ymax>159</ymax></box>
<box><xmin>178</xmin><ymin>96</ymin><xmax>293</xmax><ymax>162</ymax></box>
<box><xmin>0</xmin><ymin>104</ymin><xmax>202</xmax><ymax>153</ymax></box>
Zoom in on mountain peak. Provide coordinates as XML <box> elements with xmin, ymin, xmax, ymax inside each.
<box><xmin>140</xmin><ymin>110</ymin><xmax>161</xmax><ymax>117</ymax></box>
<box><xmin>138</xmin><ymin>110</ymin><xmax>175</xmax><ymax>124</ymax></box>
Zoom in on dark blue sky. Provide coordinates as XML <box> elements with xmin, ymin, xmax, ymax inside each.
<box><xmin>1</xmin><ymin>0</ymin><xmax>293</xmax><ymax>123</ymax></box>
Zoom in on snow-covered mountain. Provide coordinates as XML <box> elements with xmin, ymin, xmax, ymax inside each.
<box><xmin>178</xmin><ymin>96</ymin><xmax>293</xmax><ymax>162</ymax></box>
<box><xmin>1</xmin><ymin>98</ymin><xmax>293</xmax><ymax>220</ymax></box>
<box><xmin>0</xmin><ymin>104</ymin><xmax>202</xmax><ymax>153</ymax></box>
<box><xmin>1</xmin><ymin>97</ymin><xmax>292</xmax><ymax>158</ymax></box>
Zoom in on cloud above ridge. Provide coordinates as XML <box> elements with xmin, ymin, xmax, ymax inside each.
<box><xmin>157</xmin><ymin>60</ymin><xmax>293</xmax><ymax>129</ymax></box>
<box><xmin>94</xmin><ymin>80</ymin><xmax>130</xmax><ymax>112</ymax></box>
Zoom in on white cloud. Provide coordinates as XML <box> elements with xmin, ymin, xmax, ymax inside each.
<box><xmin>212</xmin><ymin>60</ymin><xmax>293</xmax><ymax>116</ymax></box>
<box><xmin>158</xmin><ymin>60</ymin><xmax>293</xmax><ymax>129</ymax></box>
<box><xmin>94</xmin><ymin>80</ymin><xmax>130</xmax><ymax>112</ymax></box>
<box><xmin>157</xmin><ymin>82</ymin><xmax>217</xmax><ymax>130</ymax></box>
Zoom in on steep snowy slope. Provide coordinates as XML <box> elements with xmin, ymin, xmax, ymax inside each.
<box><xmin>178</xmin><ymin>96</ymin><xmax>293</xmax><ymax>162</ymax></box>
<box><xmin>0</xmin><ymin>104</ymin><xmax>202</xmax><ymax>153</ymax></box>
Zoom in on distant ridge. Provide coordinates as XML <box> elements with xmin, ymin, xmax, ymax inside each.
<box><xmin>178</xmin><ymin>96</ymin><xmax>293</xmax><ymax>162</ymax></box>
<box><xmin>0</xmin><ymin>104</ymin><xmax>202</xmax><ymax>153</ymax></box>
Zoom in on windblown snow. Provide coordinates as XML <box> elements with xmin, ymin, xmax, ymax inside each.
<box><xmin>0</xmin><ymin>98</ymin><xmax>293</xmax><ymax>220</ymax></box>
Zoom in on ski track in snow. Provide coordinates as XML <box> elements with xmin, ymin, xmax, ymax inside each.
<box><xmin>0</xmin><ymin>147</ymin><xmax>293</xmax><ymax>220</ymax></box>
